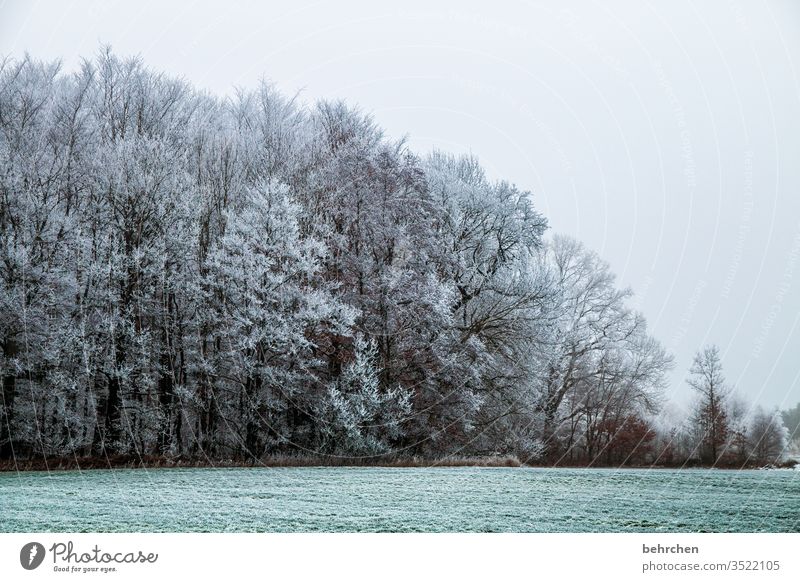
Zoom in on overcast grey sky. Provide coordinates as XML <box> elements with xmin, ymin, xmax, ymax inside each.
<box><xmin>2</xmin><ymin>0</ymin><xmax>799</xmax><ymax>411</ymax></box>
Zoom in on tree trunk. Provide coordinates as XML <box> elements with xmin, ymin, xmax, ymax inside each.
<box><xmin>105</xmin><ymin>374</ymin><xmax>122</xmax><ymax>453</ymax></box>
<box><xmin>0</xmin><ymin>375</ymin><xmax>16</xmax><ymax>459</ymax></box>
<box><xmin>157</xmin><ymin>354</ymin><xmax>174</xmax><ymax>455</ymax></box>
<box><xmin>1</xmin><ymin>337</ymin><xmax>18</xmax><ymax>460</ymax></box>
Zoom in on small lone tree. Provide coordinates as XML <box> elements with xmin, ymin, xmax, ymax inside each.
<box><xmin>687</xmin><ymin>345</ymin><xmax>729</xmax><ymax>464</ymax></box>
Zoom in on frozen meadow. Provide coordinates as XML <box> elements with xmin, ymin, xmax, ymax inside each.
<box><xmin>1</xmin><ymin>467</ymin><xmax>798</xmax><ymax>533</ymax></box>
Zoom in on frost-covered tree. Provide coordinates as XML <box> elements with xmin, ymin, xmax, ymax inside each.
<box><xmin>0</xmin><ymin>49</ymin><xmax>738</xmax><ymax>468</ymax></box>
<box><xmin>781</xmin><ymin>402</ymin><xmax>800</xmax><ymax>448</ymax></box>
<box><xmin>0</xmin><ymin>56</ymin><xmax>87</xmax><ymax>458</ymax></box>
<box><xmin>203</xmin><ymin>179</ymin><xmax>353</xmax><ymax>457</ymax></box>
<box><xmin>422</xmin><ymin>152</ymin><xmax>552</xmax><ymax>457</ymax></box>
<box><xmin>534</xmin><ymin>235</ymin><xmax>671</xmax><ymax>462</ymax></box>
<box><xmin>747</xmin><ymin>406</ymin><xmax>789</xmax><ymax>465</ymax></box>
<box><xmin>316</xmin><ymin>335</ymin><xmax>411</xmax><ymax>456</ymax></box>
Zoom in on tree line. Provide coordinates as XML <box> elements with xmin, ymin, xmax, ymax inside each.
<box><xmin>0</xmin><ymin>51</ymin><xmax>793</xmax><ymax>467</ymax></box>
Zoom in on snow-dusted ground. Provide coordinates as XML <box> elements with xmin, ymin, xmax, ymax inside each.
<box><xmin>1</xmin><ymin>467</ymin><xmax>798</xmax><ymax>532</ymax></box>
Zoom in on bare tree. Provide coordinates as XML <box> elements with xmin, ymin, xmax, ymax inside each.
<box><xmin>535</xmin><ymin>236</ymin><xmax>671</xmax><ymax>462</ymax></box>
<box><xmin>687</xmin><ymin>345</ymin><xmax>730</xmax><ymax>464</ymax></box>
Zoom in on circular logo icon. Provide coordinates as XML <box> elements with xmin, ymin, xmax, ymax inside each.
<box><xmin>20</xmin><ymin>542</ymin><xmax>46</xmax><ymax>570</ymax></box>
